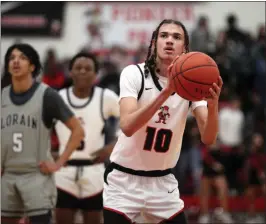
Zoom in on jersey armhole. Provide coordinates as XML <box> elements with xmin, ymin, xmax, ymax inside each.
<box><xmin>136</xmin><ymin>64</ymin><xmax>144</xmax><ymax>101</ymax></box>
<box><xmin>100</xmin><ymin>88</ymin><xmax>106</xmax><ymax>123</ymax></box>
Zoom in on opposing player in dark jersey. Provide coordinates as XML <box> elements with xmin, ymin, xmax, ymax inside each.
<box><xmin>54</xmin><ymin>52</ymin><xmax>119</xmax><ymax>224</ymax></box>
<box><xmin>1</xmin><ymin>43</ymin><xmax>84</xmax><ymax>224</ymax></box>
<box><xmin>103</xmin><ymin>19</ymin><xmax>223</xmax><ymax>224</ymax></box>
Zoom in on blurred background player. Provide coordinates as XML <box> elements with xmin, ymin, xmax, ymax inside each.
<box><xmin>245</xmin><ymin>133</ymin><xmax>266</xmax><ymax>224</ymax></box>
<box><xmin>198</xmin><ymin>141</ymin><xmax>234</xmax><ymax>224</ymax></box>
<box><xmin>54</xmin><ymin>52</ymin><xmax>120</xmax><ymax>224</ymax></box>
<box><xmin>1</xmin><ymin>43</ymin><xmax>84</xmax><ymax>224</ymax></box>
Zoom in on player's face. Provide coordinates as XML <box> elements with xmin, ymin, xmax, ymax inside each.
<box><xmin>8</xmin><ymin>49</ymin><xmax>35</xmax><ymax>78</ymax></box>
<box><xmin>156</xmin><ymin>23</ymin><xmax>186</xmax><ymax>64</ymax></box>
<box><xmin>71</xmin><ymin>57</ymin><xmax>96</xmax><ymax>89</ymax></box>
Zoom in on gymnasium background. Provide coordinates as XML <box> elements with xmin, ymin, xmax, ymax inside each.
<box><xmin>1</xmin><ymin>1</ymin><xmax>265</xmax><ymax>223</ymax></box>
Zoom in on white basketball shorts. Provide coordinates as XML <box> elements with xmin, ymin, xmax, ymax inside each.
<box><xmin>55</xmin><ymin>163</ymin><xmax>105</xmax><ymax>198</ymax></box>
<box><xmin>103</xmin><ymin>164</ymin><xmax>184</xmax><ymax>223</ymax></box>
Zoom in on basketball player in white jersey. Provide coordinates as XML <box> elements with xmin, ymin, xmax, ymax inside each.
<box><xmin>54</xmin><ymin>52</ymin><xmax>120</xmax><ymax>224</ymax></box>
<box><xmin>103</xmin><ymin>19</ymin><xmax>223</xmax><ymax>224</ymax></box>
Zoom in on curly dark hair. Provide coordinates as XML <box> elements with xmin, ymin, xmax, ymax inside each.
<box><xmin>4</xmin><ymin>43</ymin><xmax>42</xmax><ymax>78</ymax></box>
<box><xmin>69</xmin><ymin>52</ymin><xmax>99</xmax><ymax>73</ymax></box>
<box><xmin>144</xmin><ymin>19</ymin><xmax>190</xmax><ymax>77</ymax></box>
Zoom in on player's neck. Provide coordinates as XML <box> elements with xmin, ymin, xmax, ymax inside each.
<box><xmin>72</xmin><ymin>86</ymin><xmax>91</xmax><ymax>99</ymax></box>
<box><xmin>11</xmin><ymin>75</ymin><xmax>34</xmax><ymax>93</ymax></box>
<box><xmin>156</xmin><ymin>60</ymin><xmax>170</xmax><ymax>77</ymax></box>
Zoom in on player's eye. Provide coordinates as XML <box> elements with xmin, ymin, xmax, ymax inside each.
<box><xmin>160</xmin><ymin>33</ymin><xmax>167</xmax><ymax>38</ymax></box>
<box><xmin>20</xmin><ymin>55</ymin><xmax>28</xmax><ymax>60</ymax></box>
<box><xmin>174</xmin><ymin>35</ymin><xmax>181</xmax><ymax>40</ymax></box>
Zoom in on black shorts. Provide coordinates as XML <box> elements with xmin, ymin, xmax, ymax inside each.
<box><xmin>56</xmin><ymin>188</ymin><xmax>103</xmax><ymax>211</ymax></box>
<box><xmin>202</xmin><ymin>150</ymin><xmax>226</xmax><ymax>178</ymax></box>
<box><xmin>248</xmin><ymin>168</ymin><xmax>261</xmax><ymax>186</ymax></box>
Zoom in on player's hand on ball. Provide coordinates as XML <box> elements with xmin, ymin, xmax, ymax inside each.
<box><xmin>39</xmin><ymin>161</ymin><xmax>60</xmax><ymax>174</ymax></box>
<box><xmin>204</xmin><ymin>76</ymin><xmax>223</xmax><ymax>109</ymax></box>
<box><xmin>165</xmin><ymin>54</ymin><xmax>183</xmax><ymax>94</ymax></box>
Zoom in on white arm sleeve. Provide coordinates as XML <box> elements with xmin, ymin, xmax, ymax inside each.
<box><xmin>191</xmin><ymin>100</ymin><xmax>208</xmax><ymax>111</ymax></box>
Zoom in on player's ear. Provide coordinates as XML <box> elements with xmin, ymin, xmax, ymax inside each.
<box><xmin>69</xmin><ymin>71</ymin><xmax>73</xmax><ymax>78</ymax></box>
<box><xmin>30</xmin><ymin>64</ymin><xmax>35</xmax><ymax>73</ymax></box>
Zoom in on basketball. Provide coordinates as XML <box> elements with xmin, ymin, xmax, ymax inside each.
<box><xmin>170</xmin><ymin>52</ymin><xmax>220</xmax><ymax>101</ymax></box>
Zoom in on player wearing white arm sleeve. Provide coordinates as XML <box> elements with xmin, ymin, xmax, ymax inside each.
<box><xmin>103</xmin><ymin>19</ymin><xmax>223</xmax><ymax>224</ymax></box>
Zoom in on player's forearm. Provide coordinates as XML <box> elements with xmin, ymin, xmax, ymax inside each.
<box><xmin>55</xmin><ymin>126</ymin><xmax>84</xmax><ymax>167</ymax></box>
<box><xmin>201</xmin><ymin>107</ymin><xmax>219</xmax><ymax>145</ymax></box>
<box><xmin>121</xmin><ymin>89</ymin><xmax>172</xmax><ymax>137</ymax></box>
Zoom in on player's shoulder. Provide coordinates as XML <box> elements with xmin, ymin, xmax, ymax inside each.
<box><xmin>57</xmin><ymin>87</ymin><xmax>69</xmax><ymax>97</ymax></box>
<box><xmin>43</xmin><ymin>85</ymin><xmax>67</xmax><ymax>102</ymax></box>
<box><xmin>121</xmin><ymin>62</ymin><xmax>144</xmax><ymax>74</ymax></box>
<box><xmin>1</xmin><ymin>84</ymin><xmax>11</xmax><ymax>93</ymax></box>
<box><xmin>96</xmin><ymin>86</ymin><xmax>118</xmax><ymax>99</ymax></box>
<box><xmin>121</xmin><ymin>62</ymin><xmax>145</xmax><ymax>81</ymax></box>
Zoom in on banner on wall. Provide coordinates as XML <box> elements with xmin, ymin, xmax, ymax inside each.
<box><xmin>1</xmin><ymin>1</ymin><xmax>65</xmax><ymax>37</ymax></box>
<box><xmin>81</xmin><ymin>2</ymin><xmax>196</xmax><ymax>49</ymax></box>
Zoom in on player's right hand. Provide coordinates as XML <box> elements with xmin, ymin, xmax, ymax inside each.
<box><xmin>39</xmin><ymin>160</ymin><xmax>60</xmax><ymax>174</ymax></box>
<box><xmin>164</xmin><ymin>63</ymin><xmax>175</xmax><ymax>95</ymax></box>
<box><xmin>165</xmin><ymin>54</ymin><xmax>184</xmax><ymax>94</ymax></box>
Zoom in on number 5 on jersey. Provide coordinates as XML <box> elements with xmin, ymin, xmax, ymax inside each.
<box><xmin>13</xmin><ymin>132</ymin><xmax>23</xmax><ymax>152</ymax></box>
<box><xmin>143</xmin><ymin>126</ymin><xmax>173</xmax><ymax>153</ymax></box>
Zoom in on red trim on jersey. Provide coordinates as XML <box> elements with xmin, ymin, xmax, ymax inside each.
<box><xmin>103</xmin><ymin>207</ymin><xmax>133</xmax><ymax>223</ymax></box>
<box><xmin>158</xmin><ymin>208</ymin><xmax>184</xmax><ymax>224</ymax></box>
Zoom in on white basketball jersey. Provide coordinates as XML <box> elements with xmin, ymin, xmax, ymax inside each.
<box><xmin>55</xmin><ymin>86</ymin><xmax>119</xmax><ymax>160</ymax></box>
<box><xmin>110</xmin><ymin>63</ymin><xmax>207</xmax><ymax>171</ymax></box>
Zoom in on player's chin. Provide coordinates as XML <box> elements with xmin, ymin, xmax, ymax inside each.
<box><xmin>11</xmin><ymin>71</ymin><xmax>27</xmax><ymax>78</ymax></box>
<box><xmin>161</xmin><ymin>55</ymin><xmax>175</xmax><ymax>64</ymax></box>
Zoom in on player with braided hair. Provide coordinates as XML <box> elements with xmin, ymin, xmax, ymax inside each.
<box><xmin>103</xmin><ymin>19</ymin><xmax>223</xmax><ymax>224</ymax></box>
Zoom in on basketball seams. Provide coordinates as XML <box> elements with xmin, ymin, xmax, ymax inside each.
<box><xmin>180</xmin><ymin>70</ymin><xmax>216</xmax><ymax>85</ymax></box>
<box><xmin>179</xmin><ymin>52</ymin><xmax>200</xmax><ymax>73</ymax></box>
<box><xmin>173</xmin><ymin>65</ymin><xmax>217</xmax><ymax>80</ymax></box>
<box><xmin>176</xmin><ymin>75</ymin><xmax>200</xmax><ymax>101</ymax></box>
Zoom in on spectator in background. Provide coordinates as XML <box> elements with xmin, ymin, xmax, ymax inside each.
<box><xmin>190</xmin><ymin>16</ymin><xmax>214</xmax><ymax>54</ymax></box>
<box><xmin>96</xmin><ymin>61</ymin><xmax>120</xmax><ymax>95</ymax></box>
<box><xmin>133</xmin><ymin>45</ymin><xmax>148</xmax><ymax>64</ymax></box>
<box><xmin>214</xmin><ymin>30</ymin><xmax>232</xmax><ymax>87</ymax></box>
<box><xmin>225</xmin><ymin>13</ymin><xmax>247</xmax><ymax>44</ymax></box>
<box><xmin>245</xmin><ymin>133</ymin><xmax>266</xmax><ymax>224</ymax></box>
<box><xmin>107</xmin><ymin>45</ymin><xmax>130</xmax><ymax>72</ymax></box>
<box><xmin>42</xmin><ymin>48</ymin><xmax>66</xmax><ymax>90</ymax></box>
<box><xmin>251</xmin><ymin>25</ymin><xmax>266</xmax><ymax>107</ymax></box>
<box><xmin>218</xmin><ymin>95</ymin><xmax>244</xmax><ymax>148</ymax></box>
<box><xmin>243</xmin><ymin>92</ymin><xmax>265</xmax><ymax>148</ymax></box>
<box><xmin>175</xmin><ymin>116</ymin><xmax>202</xmax><ymax>195</ymax></box>
<box><xmin>198</xmin><ymin>141</ymin><xmax>234</xmax><ymax>224</ymax></box>
<box><xmin>219</xmin><ymin>95</ymin><xmax>246</xmax><ymax>192</ymax></box>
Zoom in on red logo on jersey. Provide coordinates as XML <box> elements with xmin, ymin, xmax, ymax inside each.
<box><xmin>155</xmin><ymin>106</ymin><xmax>170</xmax><ymax>124</ymax></box>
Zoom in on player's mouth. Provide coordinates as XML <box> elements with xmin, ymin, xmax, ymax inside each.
<box><xmin>164</xmin><ymin>47</ymin><xmax>174</xmax><ymax>54</ymax></box>
<box><xmin>12</xmin><ymin>66</ymin><xmax>21</xmax><ymax>72</ymax></box>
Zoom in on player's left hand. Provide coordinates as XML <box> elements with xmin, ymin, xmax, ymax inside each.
<box><xmin>91</xmin><ymin>148</ymin><xmax>111</xmax><ymax>164</ymax></box>
<box><xmin>39</xmin><ymin>161</ymin><xmax>60</xmax><ymax>174</ymax></box>
<box><xmin>204</xmin><ymin>76</ymin><xmax>223</xmax><ymax>109</ymax></box>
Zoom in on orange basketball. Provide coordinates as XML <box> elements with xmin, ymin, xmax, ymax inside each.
<box><xmin>170</xmin><ymin>52</ymin><xmax>220</xmax><ymax>101</ymax></box>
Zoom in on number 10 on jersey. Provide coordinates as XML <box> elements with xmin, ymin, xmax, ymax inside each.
<box><xmin>143</xmin><ymin>126</ymin><xmax>173</xmax><ymax>153</ymax></box>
